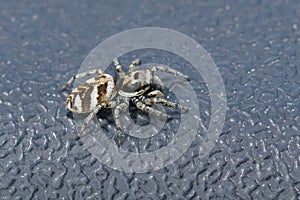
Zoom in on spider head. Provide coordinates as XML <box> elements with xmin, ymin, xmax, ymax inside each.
<box><xmin>120</xmin><ymin>70</ymin><xmax>152</xmax><ymax>92</ymax></box>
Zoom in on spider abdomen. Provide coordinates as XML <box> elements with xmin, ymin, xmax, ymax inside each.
<box><xmin>66</xmin><ymin>74</ymin><xmax>117</xmax><ymax>113</ymax></box>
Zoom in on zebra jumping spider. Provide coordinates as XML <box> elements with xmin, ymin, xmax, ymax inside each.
<box><xmin>61</xmin><ymin>58</ymin><xmax>190</xmax><ymax>145</ymax></box>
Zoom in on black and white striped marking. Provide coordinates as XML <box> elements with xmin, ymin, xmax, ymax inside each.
<box><xmin>66</xmin><ymin>74</ymin><xmax>117</xmax><ymax>113</ymax></box>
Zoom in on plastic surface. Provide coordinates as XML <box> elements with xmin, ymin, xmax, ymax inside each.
<box><xmin>0</xmin><ymin>0</ymin><xmax>299</xmax><ymax>199</ymax></box>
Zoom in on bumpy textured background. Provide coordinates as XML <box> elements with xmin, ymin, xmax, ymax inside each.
<box><xmin>0</xmin><ymin>0</ymin><xmax>299</xmax><ymax>199</ymax></box>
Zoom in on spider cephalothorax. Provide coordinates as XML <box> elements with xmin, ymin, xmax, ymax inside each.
<box><xmin>61</xmin><ymin>58</ymin><xmax>189</xmax><ymax>145</ymax></box>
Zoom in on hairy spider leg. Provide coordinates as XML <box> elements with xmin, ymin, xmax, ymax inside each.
<box><xmin>113</xmin><ymin>100</ymin><xmax>129</xmax><ymax>145</ymax></box>
<box><xmin>129</xmin><ymin>58</ymin><xmax>141</xmax><ymax>72</ymax></box>
<box><xmin>150</xmin><ymin>65</ymin><xmax>189</xmax><ymax>81</ymax></box>
<box><xmin>61</xmin><ymin>69</ymin><xmax>103</xmax><ymax>91</ymax></box>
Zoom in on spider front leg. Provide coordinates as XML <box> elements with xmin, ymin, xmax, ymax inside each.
<box><xmin>150</xmin><ymin>66</ymin><xmax>189</xmax><ymax>80</ymax></box>
<box><xmin>61</xmin><ymin>69</ymin><xmax>103</xmax><ymax>91</ymax></box>
<box><xmin>113</xmin><ymin>101</ymin><xmax>129</xmax><ymax>145</ymax></box>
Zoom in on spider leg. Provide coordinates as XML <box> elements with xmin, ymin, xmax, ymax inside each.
<box><xmin>61</xmin><ymin>69</ymin><xmax>103</xmax><ymax>91</ymax></box>
<box><xmin>150</xmin><ymin>66</ymin><xmax>189</xmax><ymax>80</ymax></box>
<box><xmin>154</xmin><ymin>75</ymin><xmax>164</xmax><ymax>89</ymax></box>
<box><xmin>134</xmin><ymin>99</ymin><xmax>171</xmax><ymax>120</ymax></box>
<box><xmin>77</xmin><ymin>102</ymin><xmax>106</xmax><ymax>137</ymax></box>
<box><xmin>119</xmin><ymin>85</ymin><xmax>150</xmax><ymax>98</ymax></box>
<box><xmin>147</xmin><ymin>90</ymin><xmax>165</xmax><ymax>99</ymax></box>
<box><xmin>144</xmin><ymin>97</ymin><xmax>190</xmax><ymax>112</ymax></box>
<box><xmin>129</xmin><ymin>58</ymin><xmax>141</xmax><ymax>72</ymax></box>
<box><xmin>113</xmin><ymin>101</ymin><xmax>129</xmax><ymax>145</ymax></box>
<box><xmin>113</xmin><ymin>58</ymin><xmax>125</xmax><ymax>79</ymax></box>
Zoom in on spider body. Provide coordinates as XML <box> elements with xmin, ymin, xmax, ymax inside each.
<box><xmin>61</xmin><ymin>58</ymin><xmax>189</xmax><ymax>145</ymax></box>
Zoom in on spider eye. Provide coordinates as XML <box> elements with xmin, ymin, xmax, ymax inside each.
<box><xmin>133</xmin><ymin>73</ymin><xmax>139</xmax><ymax>80</ymax></box>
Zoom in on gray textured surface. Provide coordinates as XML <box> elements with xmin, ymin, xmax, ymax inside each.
<box><xmin>0</xmin><ymin>0</ymin><xmax>299</xmax><ymax>199</ymax></box>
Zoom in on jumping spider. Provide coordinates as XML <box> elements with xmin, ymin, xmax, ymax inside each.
<box><xmin>61</xmin><ymin>58</ymin><xmax>190</xmax><ymax>145</ymax></box>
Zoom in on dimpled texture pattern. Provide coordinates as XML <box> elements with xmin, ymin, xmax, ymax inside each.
<box><xmin>0</xmin><ymin>0</ymin><xmax>299</xmax><ymax>199</ymax></box>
